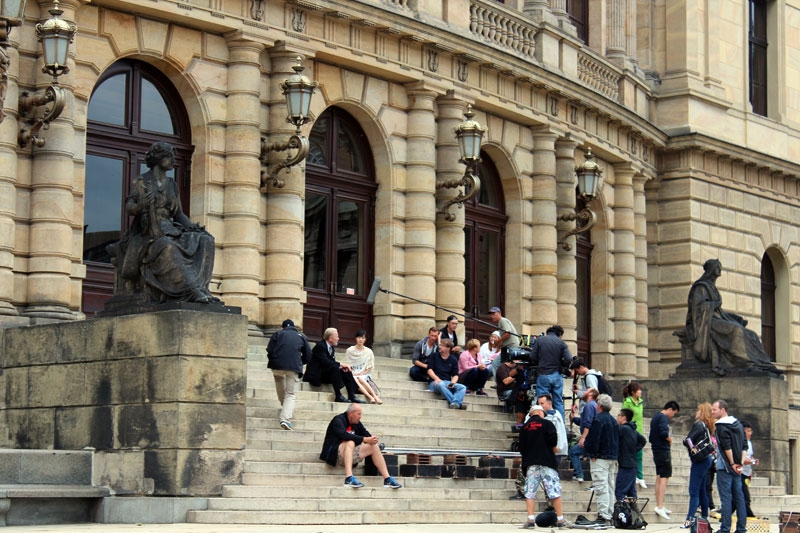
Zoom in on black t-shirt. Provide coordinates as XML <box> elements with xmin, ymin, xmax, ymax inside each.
<box><xmin>519</xmin><ymin>416</ymin><xmax>558</xmax><ymax>471</ymax></box>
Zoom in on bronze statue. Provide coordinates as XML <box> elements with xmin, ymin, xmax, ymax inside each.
<box><xmin>685</xmin><ymin>259</ymin><xmax>781</xmax><ymax>376</ymax></box>
<box><xmin>107</xmin><ymin>142</ymin><xmax>219</xmax><ymax>305</ymax></box>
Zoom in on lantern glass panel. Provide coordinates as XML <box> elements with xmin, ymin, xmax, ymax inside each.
<box><xmin>42</xmin><ymin>32</ymin><xmax>69</xmax><ymax>68</ymax></box>
<box><xmin>1</xmin><ymin>0</ymin><xmax>26</xmax><ymax>21</ymax></box>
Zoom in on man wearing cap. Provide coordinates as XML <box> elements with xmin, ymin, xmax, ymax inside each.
<box><xmin>489</xmin><ymin>306</ymin><xmax>519</xmax><ymax>376</ymax></box>
<box><xmin>267</xmin><ymin>319</ymin><xmax>313</xmax><ymax>430</ymax></box>
<box><xmin>518</xmin><ymin>403</ymin><xmax>570</xmax><ymax>529</ymax></box>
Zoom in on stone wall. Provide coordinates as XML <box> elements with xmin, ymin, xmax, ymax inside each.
<box><xmin>0</xmin><ymin>309</ymin><xmax>247</xmax><ymax>496</ymax></box>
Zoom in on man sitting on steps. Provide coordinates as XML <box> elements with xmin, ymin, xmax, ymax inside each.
<box><xmin>319</xmin><ymin>403</ymin><xmax>403</xmax><ymax>489</ymax></box>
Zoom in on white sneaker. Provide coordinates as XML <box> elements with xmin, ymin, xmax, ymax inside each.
<box><xmin>665</xmin><ymin>508</ymin><xmax>673</xmax><ymax>514</ymax></box>
<box><xmin>636</xmin><ymin>478</ymin><xmax>647</xmax><ymax>489</ymax></box>
<box><xmin>654</xmin><ymin>507</ymin><xmax>671</xmax><ymax>520</ymax></box>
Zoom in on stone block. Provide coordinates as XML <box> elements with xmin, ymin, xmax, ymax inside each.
<box><xmin>28</xmin><ymin>363</ymin><xmax>87</xmax><ymax>408</ymax></box>
<box><xmin>144</xmin><ymin>448</ymin><xmax>243</xmax><ymax>496</ymax></box>
<box><xmin>54</xmin><ymin>405</ymin><xmax>114</xmax><ymax>450</ymax></box>
<box><xmin>175</xmin><ymin>311</ymin><xmax>248</xmax><ymax>357</ymax></box>
<box><xmin>55</xmin><ymin>319</ymin><xmax>114</xmax><ymax>363</ymax></box>
<box><xmin>3</xmin><ymin>325</ymin><xmax>58</xmax><ymax>367</ymax></box>
<box><xmin>93</xmin><ymin>450</ymin><xmax>151</xmax><ymax>495</ymax></box>
<box><xmin>4</xmin><ymin>368</ymin><xmax>29</xmax><ymax>409</ymax></box>
<box><xmin>95</xmin><ymin>495</ymin><xmax>208</xmax><ymax>524</ymax></box>
<box><xmin>112</xmin><ymin>313</ymin><xmax>181</xmax><ymax>359</ymax></box>
<box><xmin>6</xmin><ymin>408</ymin><xmax>55</xmax><ymax>449</ymax></box>
<box><xmin>146</xmin><ymin>356</ymin><xmax>246</xmax><ymax>404</ymax></box>
<box><xmin>84</xmin><ymin>359</ymin><xmax>148</xmax><ymax>405</ymax></box>
<box><xmin>0</xmin><ymin>450</ymin><xmax>93</xmax><ymax>484</ymax></box>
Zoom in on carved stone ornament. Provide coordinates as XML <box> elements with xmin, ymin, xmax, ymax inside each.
<box><xmin>457</xmin><ymin>59</ymin><xmax>469</xmax><ymax>82</ymax></box>
<box><xmin>427</xmin><ymin>49</ymin><xmax>439</xmax><ymax>73</ymax></box>
<box><xmin>291</xmin><ymin>7</ymin><xmax>306</xmax><ymax>32</ymax></box>
<box><xmin>250</xmin><ymin>0</ymin><xmax>265</xmax><ymax>21</ymax></box>
<box><xmin>0</xmin><ymin>45</ymin><xmax>8</xmax><ymax>124</ymax></box>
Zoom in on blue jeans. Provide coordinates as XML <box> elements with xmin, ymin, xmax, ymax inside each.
<box><xmin>569</xmin><ymin>442</ymin><xmax>585</xmax><ymax>478</ymax></box>
<box><xmin>535</xmin><ymin>371</ymin><xmax>565</xmax><ymax>420</ymax></box>
<box><xmin>429</xmin><ymin>380</ymin><xmax>467</xmax><ymax>406</ymax></box>
<box><xmin>686</xmin><ymin>456</ymin><xmax>714</xmax><ymax>521</ymax></box>
<box><xmin>717</xmin><ymin>468</ymin><xmax>747</xmax><ymax>533</ymax></box>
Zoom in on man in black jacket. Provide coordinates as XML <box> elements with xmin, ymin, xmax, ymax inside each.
<box><xmin>713</xmin><ymin>399</ymin><xmax>747</xmax><ymax>533</ymax></box>
<box><xmin>319</xmin><ymin>403</ymin><xmax>402</xmax><ymax>489</ymax></box>
<box><xmin>615</xmin><ymin>407</ymin><xmax>646</xmax><ymax>500</ymax></box>
<box><xmin>303</xmin><ymin>327</ymin><xmax>363</xmax><ymax>403</ymax></box>
<box><xmin>530</xmin><ymin>324</ymin><xmax>572</xmax><ymax>420</ymax></box>
<box><xmin>267</xmin><ymin>319</ymin><xmax>312</xmax><ymax>430</ymax></box>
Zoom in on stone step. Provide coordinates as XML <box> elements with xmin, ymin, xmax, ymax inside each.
<box><xmin>188</xmin><ymin>509</ymin><xmax>503</xmax><ymax>525</ymax></box>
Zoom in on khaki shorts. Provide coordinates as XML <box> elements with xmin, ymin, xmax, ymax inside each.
<box><xmin>336</xmin><ymin>441</ymin><xmax>364</xmax><ymax>467</ymax></box>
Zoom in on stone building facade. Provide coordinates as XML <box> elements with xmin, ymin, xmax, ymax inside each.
<box><xmin>0</xmin><ymin>0</ymin><xmax>799</xmax><ymax>489</ymax></box>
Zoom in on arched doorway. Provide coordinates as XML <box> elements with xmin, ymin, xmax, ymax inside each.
<box><xmin>303</xmin><ymin>107</ymin><xmax>376</xmax><ymax>346</ymax></box>
<box><xmin>81</xmin><ymin>59</ymin><xmax>194</xmax><ymax>315</ymax></box>
<box><xmin>464</xmin><ymin>152</ymin><xmax>507</xmax><ymax>343</ymax></box>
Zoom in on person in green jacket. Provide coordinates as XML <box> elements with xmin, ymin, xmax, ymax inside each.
<box><xmin>622</xmin><ymin>381</ymin><xmax>646</xmax><ymax>488</ymax></box>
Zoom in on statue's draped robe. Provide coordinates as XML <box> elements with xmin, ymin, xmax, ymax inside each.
<box><xmin>685</xmin><ymin>279</ymin><xmax>777</xmax><ymax>372</ymax></box>
<box><xmin>120</xmin><ymin>174</ymin><xmax>215</xmax><ymax>302</ymax></box>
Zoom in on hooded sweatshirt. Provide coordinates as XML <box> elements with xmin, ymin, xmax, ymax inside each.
<box><xmin>714</xmin><ymin>415</ymin><xmax>745</xmax><ymax>474</ymax></box>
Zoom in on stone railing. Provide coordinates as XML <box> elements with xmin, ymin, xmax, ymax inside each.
<box><xmin>578</xmin><ymin>50</ymin><xmax>622</xmax><ymax>102</ymax></box>
<box><xmin>385</xmin><ymin>0</ymin><xmax>408</xmax><ymax>7</ymax></box>
<box><xmin>469</xmin><ymin>0</ymin><xmax>536</xmax><ymax>58</ymax></box>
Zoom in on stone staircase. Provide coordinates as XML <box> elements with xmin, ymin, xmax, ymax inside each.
<box><xmin>187</xmin><ymin>346</ymin><xmax>800</xmax><ymax>525</ymax></box>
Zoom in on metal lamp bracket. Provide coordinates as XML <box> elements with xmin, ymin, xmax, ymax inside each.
<box><xmin>436</xmin><ymin>166</ymin><xmax>482</xmax><ymax>221</ymax></box>
<box><xmin>18</xmin><ymin>84</ymin><xmax>66</xmax><ymax>148</ymax></box>
<box><xmin>557</xmin><ymin>206</ymin><xmax>597</xmax><ymax>251</ymax></box>
<box><xmin>259</xmin><ymin>130</ymin><xmax>309</xmax><ymax>189</ymax></box>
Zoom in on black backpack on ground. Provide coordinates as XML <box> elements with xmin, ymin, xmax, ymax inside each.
<box><xmin>613</xmin><ymin>498</ymin><xmax>648</xmax><ymax>529</ymax></box>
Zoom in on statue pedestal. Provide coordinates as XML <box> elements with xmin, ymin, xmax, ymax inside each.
<box><xmin>638</xmin><ymin>374</ymin><xmax>789</xmax><ymax>491</ymax></box>
<box><xmin>0</xmin><ymin>309</ymin><xmax>248</xmax><ymax>496</ymax></box>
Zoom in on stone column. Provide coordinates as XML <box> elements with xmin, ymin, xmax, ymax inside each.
<box><xmin>612</xmin><ymin>164</ymin><xmax>637</xmax><ymax>378</ymax></box>
<box><xmin>403</xmin><ymin>83</ymin><xmax>438</xmax><ymax>336</ymax></box>
<box><xmin>626</xmin><ymin>0</ymin><xmax>638</xmax><ymax>65</ymax></box>
<box><xmin>262</xmin><ymin>48</ymin><xmax>308</xmax><ymax>330</ymax></box>
<box><xmin>606</xmin><ymin>0</ymin><xmax>626</xmax><ymax>61</ymax></box>
<box><xmin>434</xmin><ymin>93</ymin><xmax>466</xmax><ymax>328</ymax></box>
<box><xmin>219</xmin><ymin>37</ymin><xmax>265</xmax><ymax>332</ymax></box>
<box><xmin>530</xmin><ymin>127</ymin><xmax>560</xmax><ymax>333</ymax></box>
<box><xmin>555</xmin><ymin>137</ymin><xmax>579</xmax><ymax>351</ymax></box>
<box><xmin>633</xmin><ymin>173</ymin><xmax>649</xmax><ymax>377</ymax></box>
<box><xmin>22</xmin><ymin>0</ymin><xmax>80</xmax><ymax>321</ymax></box>
<box><xmin>0</xmin><ymin>28</ymin><xmax>20</xmax><ymax>319</ymax></box>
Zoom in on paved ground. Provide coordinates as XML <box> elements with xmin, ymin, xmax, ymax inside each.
<box><xmin>0</xmin><ymin>522</ymin><xmax>782</xmax><ymax>533</ymax></box>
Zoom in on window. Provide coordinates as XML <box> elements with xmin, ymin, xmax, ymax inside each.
<box><xmin>82</xmin><ymin>60</ymin><xmax>193</xmax><ymax>315</ymax></box>
<box><xmin>761</xmin><ymin>252</ymin><xmax>776</xmax><ymax>361</ymax></box>
<box><xmin>568</xmin><ymin>0</ymin><xmax>588</xmax><ymax>43</ymax></box>
<box><xmin>749</xmin><ymin>0</ymin><xmax>768</xmax><ymax>116</ymax></box>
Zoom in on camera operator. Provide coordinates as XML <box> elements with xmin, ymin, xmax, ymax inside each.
<box><xmin>496</xmin><ymin>355</ymin><xmax>531</xmax><ymax>424</ymax></box>
<box><xmin>530</xmin><ymin>325</ymin><xmax>573</xmax><ymax>420</ymax></box>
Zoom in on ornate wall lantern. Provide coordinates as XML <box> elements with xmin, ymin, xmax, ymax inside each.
<box><xmin>0</xmin><ymin>0</ymin><xmax>29</xmax><ymax>124</ymax></box>
<box><xmin>260</xmin><ymin>56</ymin><xmax>318</xmax><ymax>189</ymax></box>
<box><xmin>558</xmin><ymin>147</ymin><xmax>603</xmax><ymax>251</ymax></box>
<box><xmin>18</xmin><ymin>0</ymin><xmax>76</xmax><ymax>147</ymax></box>
<box><xmin>437</xmin><ymin>104</ymin><xmax>486</xmax><ymax>221</ymax></box>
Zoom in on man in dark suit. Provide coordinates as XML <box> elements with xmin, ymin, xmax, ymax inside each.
<box><xmin>304</xmin><ymin>327</ymin><xmax>364</xmax><ymax>403</ymax></box>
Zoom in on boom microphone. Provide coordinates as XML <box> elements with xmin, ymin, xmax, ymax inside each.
<box><xmin>366</xmin><ymin>277</ymin><xmax>382</xmax><ymax>305</ymax></box>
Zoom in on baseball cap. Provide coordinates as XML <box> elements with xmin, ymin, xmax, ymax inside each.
<box><xmin>281</xmin><ymin>319</ymin><xmax>295</xmax><ymax>329</ymax></box>
<box><xmin>530</xmin><ymin>404</ymin><xmax>544</xmax><ymax>413</ymax></box>
<box><xmin>489</xmin><ymin>306</ymin><xmax>502</xmax><ymax>313</ymax></box>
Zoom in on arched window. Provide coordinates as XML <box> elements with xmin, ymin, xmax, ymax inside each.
<box><xmin>82</xmin><ymin>59</ymin><xmax>194</xmax><ymax>315</ymax></box>
<box><xmin>761</xmin><ymin>252</ymin><xmax>776</xmax><ymax>361</ymax></box>
<box><xmin>464</xmin><ymin>152</ymin><xmax>507</xmax><ymax>342</ymax></box>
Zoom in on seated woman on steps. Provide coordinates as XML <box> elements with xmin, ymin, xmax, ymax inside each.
<box><xmin>346</xmin><ymin>330</ymin><xmax>383</xmax><ymax>404</ymax></box>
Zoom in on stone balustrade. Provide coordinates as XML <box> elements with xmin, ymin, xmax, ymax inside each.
<box><xmin>578</xmin><ymin>50</ymin><xmax>622</xmax><ymax>101</ymax></box>
<box><xmin>469</xmin><ymin>0</ymin><xmax>536</xmax><ymax>58</ymax></box>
